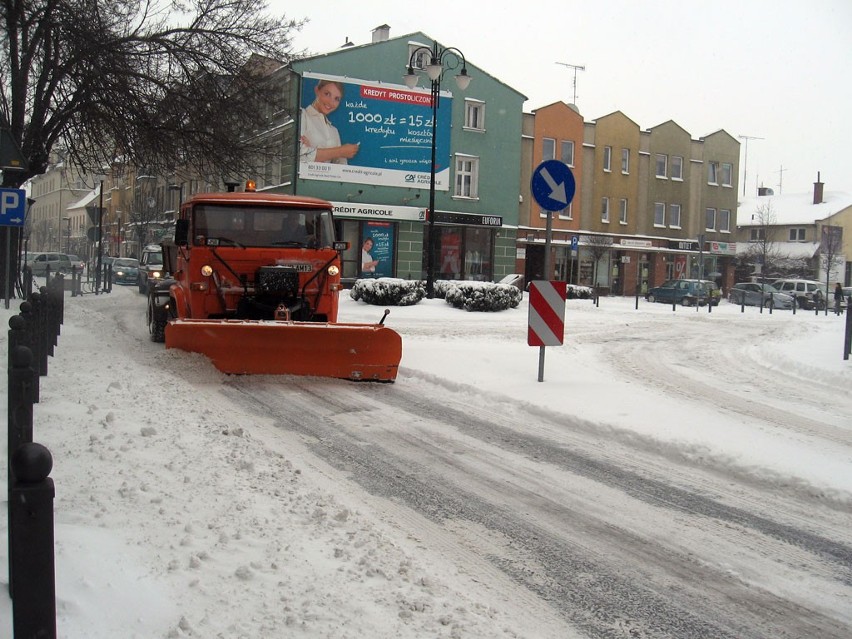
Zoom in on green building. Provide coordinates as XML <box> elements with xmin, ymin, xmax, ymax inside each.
<box><xmin>286</xmin><ymin>25</ymin><xmax>526</xmax><ymax>284</ymax></box>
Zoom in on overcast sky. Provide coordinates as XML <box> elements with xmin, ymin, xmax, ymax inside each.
<box><xmin>270</xmin><ymin>0</ymin><xmax>851</xmax><ymax>197</ymax></box>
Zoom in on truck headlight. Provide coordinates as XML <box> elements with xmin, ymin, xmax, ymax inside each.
<box><xmin>327</xmin><ymin>265</ymin><xmax>339</xmax><ymax>276</ymax></box>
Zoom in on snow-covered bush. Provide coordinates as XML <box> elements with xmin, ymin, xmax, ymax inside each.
<box><xmin>349</xmin><ymin>278</ymin><xmax>522</xmax><ymax>311</ymax></box>
<box><xmin>442</xmin><ymin>281</ymin><xmax>522</xmax><ymax>312</ymax></box>
<box><xmin>567</xmin><ymin>284</ymin><xmax>595</xmax><ymax>299</ymax></box>
<box><xmin>349</xmin><ymin>278</ymin><xmax>425</xmax><ymax>306</ymax></box>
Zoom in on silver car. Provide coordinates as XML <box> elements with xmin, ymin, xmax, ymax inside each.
<box><xmin>729</xmin><ymin>282</ymin><xmax>795</xmax><ymax>309</ymax></box>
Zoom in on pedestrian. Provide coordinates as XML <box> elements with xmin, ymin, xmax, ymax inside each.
<box><xmin>834</xmin><ymin>282</ymin><xmax>844</xmax><ymax>315</ymax></box>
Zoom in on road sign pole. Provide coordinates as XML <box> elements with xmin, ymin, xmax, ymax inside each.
<box><xmin>529</xmin><ymin>162</ymin><xmax>575</xmax><ymax>383</ymax></box>
<box><xmin>4</xmin><ymin>229</ymin><xmax>10</xmax><ymax>309</ymax></box>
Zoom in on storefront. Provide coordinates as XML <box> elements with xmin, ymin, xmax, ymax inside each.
<box><xmin>331</xmin><ymin>201</ymin><xmax>423</xmax><ymax>281</ymax></box>
<box><xmin>428</xmin><ymin>211</ymin><xmax>501</xmax><ymax>281</ymax></box>
<box><xmin>332</xmin><ymin>203</ymin><xmax>502</xmax><ymax>283</ymax></box>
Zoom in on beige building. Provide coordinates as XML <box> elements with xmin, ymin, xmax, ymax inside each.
<box><xmin>735</xmin><ymin>176</ymin><xmax>851</xmax><ymax>285</ymax></box>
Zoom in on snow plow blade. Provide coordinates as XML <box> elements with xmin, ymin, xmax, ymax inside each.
<box><xmin>165</xmin><ymin>319</ymin><xmax>402</xmax><ymax>381</ymax></box>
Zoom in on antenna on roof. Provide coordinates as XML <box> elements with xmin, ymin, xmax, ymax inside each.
<box><xmin>555</xmin><ymin>62</ymin><xmax>585</xmax><ymax>106</ymax></box>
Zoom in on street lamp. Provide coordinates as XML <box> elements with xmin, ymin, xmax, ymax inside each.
<box><xmin>403</xmin><ymin>42</ymin><xmax>471</xmax><ymax>298</ymax></box>
<box><xmin>62</xmin><ymin>216</ymin><xmax>71</xmax><ymax>253</ymax></box>
<box><xmin>95</xmin><ymin>177</ymin><xmax>105</xmax><ymax>294</ymax></box>
<box><xmin>169</xmin><ymin>182</ymin><xmax>184</xmax><ymax>210</ymax></box>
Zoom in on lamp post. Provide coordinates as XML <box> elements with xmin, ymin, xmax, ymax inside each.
<box><xmin>95</xmin><ymin>178</ymin><xmax>105</xmax><ymax>294</ymax></box>
<box><xmin>62</xmin><ymin>217</ymin><xmax>71</xmax><ymax>253</ymax></box>
<box><xmin>404</xmin><ymin>42</ymin><xmax>471</xmax><ymax>298</ymax></box>
<box><xmin>169</xmin><ymin>182</ymin><xmax>184</xmax><ymax>210</ymax></box>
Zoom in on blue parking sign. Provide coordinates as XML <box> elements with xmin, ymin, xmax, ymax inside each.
<box><xmin>0</xmin><ymin>188</ymin><xmax>27</xmax><ymax>227</ymax></box>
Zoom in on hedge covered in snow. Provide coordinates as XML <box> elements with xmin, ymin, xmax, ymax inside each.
<box><xmin>349</xmin><ymin>278</ymin><xmax>522</xmax><ymax>312</ymax></box>
<box><xmin>349</xmin><ymin>278</ymin><xmax>425</xmax><ymax>306</ymax></box>
<box><xmin>436</xmin><ymin>280</ymin><xmax>522</xmax><ymax>312</ymax></box>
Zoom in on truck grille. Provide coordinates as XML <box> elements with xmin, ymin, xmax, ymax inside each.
<box><xmin>256</xmin><ymin>267</ymin><xmax>300</xmax><ymax>297</ymax></box>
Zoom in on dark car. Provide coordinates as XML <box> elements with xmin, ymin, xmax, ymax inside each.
<box><xmin>728</xmin><ymin>282</ymin><xmax>795</xmax><ymax>309</ymax></box>
<box><xmin>111</xmin><ymin>257</ymin><xmax>140</xmax><ymax>284</ymax></box>
<box><xmin>137</xmin><ymin>244</ymin><xmax>165</xmax><ymax>294</ymax></box>
<box><xmin>646</xmin><ymin>279</ymin><xmax>709</xmax><ymax>306</ymax></box>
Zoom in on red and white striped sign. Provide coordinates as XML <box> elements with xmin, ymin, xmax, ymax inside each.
<box><xmin>527</xmin><ymin>281</ymin><xmax>567</xmax><ymax>346</ymax></box>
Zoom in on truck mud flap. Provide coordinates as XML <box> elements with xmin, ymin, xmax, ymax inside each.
<box><xmin>165</xmin><ymin>319</ymin><xmax>402</xmax><ymax>381</ymax></box>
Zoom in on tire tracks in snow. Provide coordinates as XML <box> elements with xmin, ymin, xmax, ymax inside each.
<box><xmin>223</xmin><ymin>377</ymin><xmax>852</xmax><ymax>639</ymax></box>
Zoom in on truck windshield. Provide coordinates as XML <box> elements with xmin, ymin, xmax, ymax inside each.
<box><xmin>192</xmin><ymin>205</ymin><xmax>334</xmax><ymax>248</ymax></box>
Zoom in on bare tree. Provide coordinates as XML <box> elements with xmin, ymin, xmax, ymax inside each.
<box><xmin>741</xmin><ymin>200</ymin><xmax>786</xmax><ymax>286</ymax></box>
<box><xmin>584</xmin><ymin>235</ymin><xmax>613</xmax><ymax>302</ymax></box>
<box><xmin>1</xmin><ymin>0</ymin><xmax>306</xmax><ymax>288</ymax></box>
<box><xmin>818</xmin><ymin>223</ymin><xmax>843</xmax><ymax>315</ymax></box>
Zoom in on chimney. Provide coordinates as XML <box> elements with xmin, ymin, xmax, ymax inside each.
<box><xmin>371</xmin><ymin>24</ymin><xmax>390</xmax><ymax>43</ymax></box>
<box><xmin>340</xmin><ymin>37</ymin><xmax>354</xmax><ymax>48</ymax></box>
<box><xmin>758</xmin><ymin>186</ymin><xmax>774</xmax><ymax>196</ymax></box>
<box><xmin>813</xmin><ymin>171</ymin><xmax>824</xmax><ymax>204</ymax></box>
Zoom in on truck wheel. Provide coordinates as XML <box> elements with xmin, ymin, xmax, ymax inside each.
<box><xmin>148</xmin><ymin>294</ymin><xmax>167</xmax><ymax>343</ymax></box>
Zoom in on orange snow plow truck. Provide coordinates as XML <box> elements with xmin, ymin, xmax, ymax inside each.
<box><xmin>147</xmin><ymin>182</ymin><xmax>402</xmax><ymax>381</ymax></box>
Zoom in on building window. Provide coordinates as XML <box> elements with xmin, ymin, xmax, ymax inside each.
<box><xmin>621</xmin><ymin>148</ymin><xmax>629</xmax><ymax>174</ymax></box>
<box><xmin>603</xmin><ymin>146</ymin><xmax>612</xmax><ymax>172</ymax></box>
<box><xmin>601</xmin><ymin>197</ymin><xmax>610</xmax><ymax>222</ymax></box>
<box><xmin>671</xmin><ymin>156</ymin><xmax>683</xmax><ymax>180</ymax></box>
<box><xmin>542</xmin><ymin>138</ymin><xmax>556</xmax><ymax>161</ymax></box>
<box><xmin>721</xmin><ymin>163</ymin><xmax>733</xmax><ymax>187</ymax></box>
<box><xmin>750</xmin><ymin>228</ymin><xmax>765</xmax><ymax>241</ymax></box>
<box><xmin>705</xmin><ymin>207</ymin><xmax>716</xmax><ymax>231</ymax></box>
<box><xmin>454</xmin><ymin>155</ymin><xmax>479</xmax><ymax>198</ymax></box>
<box><xmin>464</xmin><ymin>100</ymin><xmax>485</xmax><ymax>131</ymax></box>
<box><xmin>719</xmin><ymin>209</ymin><xmax>731</xmax><ymax>232</ymax></box>
<box><xmin>408</xmin><ymin>45</ymin><xmax>429</xmax><ymax>70</ymax></box>
<box><xmin>561</xmin><ymin>140</ymin><xmax>575</xmax><ymax>166</ymax></box>
<box><xmin>654</xmin><ymin>202</ymin><xmax>666</xmax><ymax>227</ymax></box>
<box><xmin>789</xmin><ymin>228</ymin><xmax>806</xmax><ymax>241</ymax></box>
<box><xmin>655</xmin><ymin>154</ymin><xmax>667</xmax><ymax>178</ymax></box>
<box><xmin>708</xmin><ymin>162</ymin><xmax>719</xmax><ymax>185</ymax></box>
<box><xmin>557</xmin><ymin>202</ymin><xmax>573</xmax><ymax>220</ymax></box>
<box><xmin>669</xmin><ymin>204</ymin><xmax>682</xmax><ymax>228</ymax></box>
<box><xmin>619</xmin><ymin>198</ymin><xmax>628</xmax><ymax>224</ymax></box>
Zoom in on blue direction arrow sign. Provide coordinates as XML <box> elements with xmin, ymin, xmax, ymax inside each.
<box><xmin>531</xmin><ymin>160</ymin><xmax>576</xmax><ymax>212</ymax></box>
<box><xmin>0</xmin><ymin>188</ymin><xmax>27</xmax><ymax>227</ymax></box>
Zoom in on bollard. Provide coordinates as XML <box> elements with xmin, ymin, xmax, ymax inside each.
<box><xmin>8</xmin><ymin>316</ymin><xmax>38</xmax><ymax>404</ymax></box>
<box><xmin>9</xmin><ymin>442</ymin><xmax>57</xmax><ymax>639</ymax></box>
<box><xmin>27</xmin><ymin>292</ymin><xmax>49</xmax><ymax>377</ymax></box>
<box><xmin>7</xmin><ymin>345</ymin><xmax>37</xmax><ymax>599</ymax></box>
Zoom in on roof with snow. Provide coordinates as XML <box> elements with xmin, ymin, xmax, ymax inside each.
<box><xmin>737</xmin><ymin>190</ymin><xmax>852</xmax><ymax>227</ymax></box>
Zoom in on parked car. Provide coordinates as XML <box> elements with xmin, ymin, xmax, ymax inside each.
<box><xmin>646</xmin><ymin>279</ymin><xmax>710</xmax><ymax>306</ymax></box>
<box><xmin>111</xmin><ymin>257</ymin><xmax>140</xmax><ymax>284</ymax></box>
<box><xmin>24</xmin><ymin>252</ymin><xmax>73</xmax><ymax>276</ymax></box>
<box><xmin>137</xmin><ymin>244</ymin><xmax>166</xmax><ymax>294</ymax></box>
<box><xmin>66</xmin><ymin>254</ymin><xmax>86</xmax><ymax>272</ymax></box>
<box><xmin>770</xmin><ymin>279</ymin><xmax>827</xmax><ymax>310</ymax></box>
<box><xmin>728</xmin><ymin>282</ymin><xmax>795</xmax><ymax>309</ymax></box>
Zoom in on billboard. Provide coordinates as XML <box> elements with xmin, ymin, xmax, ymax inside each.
<box><xmin>360</xmin><ymin>222</ymin><xmax>395</xmax><ymax>278</ymax></box>
<box><xmin>299</xmin><ymin>72</ymin><xmax>452</xmax><ymax>190</ymax></box>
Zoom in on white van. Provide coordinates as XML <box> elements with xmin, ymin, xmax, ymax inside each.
<box><xmin>25</xmin><ymin>252</ymin><xmax>73</xmax><ymax>276</ymax></box>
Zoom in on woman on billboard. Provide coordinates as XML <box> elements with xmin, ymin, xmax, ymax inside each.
<box><xmin>299</xmin><ymin>80</ymin><xmax>360</xmax><ymax>164</ymax></box>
